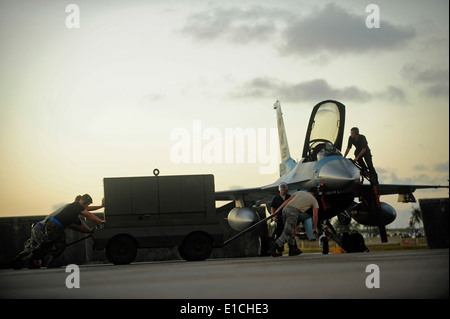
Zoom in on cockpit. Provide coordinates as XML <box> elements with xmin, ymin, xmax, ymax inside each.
<box><xmin>304</xmin><ymin>139</ymin><xmax>342</xmax><ymax>162</ymax></box>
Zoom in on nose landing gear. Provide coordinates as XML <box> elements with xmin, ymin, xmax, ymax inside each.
<box><xmin>318</xmin><ymin>220</ymin><xmax>341</xmax><ymax>254</ymax></box>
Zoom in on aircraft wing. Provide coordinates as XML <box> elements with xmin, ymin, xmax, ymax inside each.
<box><xmin>362</xmin><ymin>183</ymin><xmax>449</xmax><ymax>203</ymax></box>
<box><xmin>215</xmin><ymin>186</ymin><xmax>278</xmax><ymax>203</ymax></box>
<box><xmin>261</xmin><ymin>177</ymin><xmax>310</xmax><ymax>190</ymax></box>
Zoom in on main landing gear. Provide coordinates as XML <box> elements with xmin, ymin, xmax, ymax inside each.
<box><xmin>318</xmin><ymin>218</ymin><xmax>369</xmax><ymax>254</ymax></box>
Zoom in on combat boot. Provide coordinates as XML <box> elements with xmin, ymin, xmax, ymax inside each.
<box><xmin>269</xmin><ymin>242</ymin><xmax>283</xmax><ymax>257</ymax></box>
<box><xmin>288</xmin><ymin>244</ymin><xmax>302</xmax><ymax>256</ymax></box>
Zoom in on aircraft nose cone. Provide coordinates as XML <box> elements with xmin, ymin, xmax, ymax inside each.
<box><xmin>316</xmin><ymin>157</ymin><xmax>360</xmax><ymax>188</ymax></box>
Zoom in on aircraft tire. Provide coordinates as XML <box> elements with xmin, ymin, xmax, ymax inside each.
<box><xmin>320</xmin><ymin>236</ymin><xmax>329</xmax><ymax>254</ymax></box>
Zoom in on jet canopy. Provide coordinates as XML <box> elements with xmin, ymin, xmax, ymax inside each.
<box><xmin>302</xmin><ymin>100</ymin><xmax>345</xmax><ymax>160</ymax></box>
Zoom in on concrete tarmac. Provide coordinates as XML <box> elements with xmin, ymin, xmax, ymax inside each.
<box><xmin>0</xmin><ymin>249</ymin><xmax>448</xmax><ymax>299</ymax></box>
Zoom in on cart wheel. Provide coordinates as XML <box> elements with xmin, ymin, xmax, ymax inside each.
<box><xmin>106</xmin><ymin>235</ymin><xmax>137</xmax><ymax>265</ymax></box>
<box><xmin>179</xmin><ymin>232</ymin><xmax>212</xmax><ymax>261</ymax></box>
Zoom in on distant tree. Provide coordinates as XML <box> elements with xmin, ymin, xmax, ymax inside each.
<box><xmin>363</xmin><ymin>225</ymin><xmax>379</xmax><ymax>237</ymax></box>
<box><xmin>332</xmin><ymin>217</ymin><xmax>361</xmax><ymax>234</ymax></box>
<box><xmin>409</xmin><ymin>207</ymin><xmax>422</xmax><ymax>229</ymax></box>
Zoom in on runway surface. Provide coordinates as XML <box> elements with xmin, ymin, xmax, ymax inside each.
<box><xmin>1</xmin><ymin>249</ymin><xmax>448</xmax><ymax>299</ymax></box>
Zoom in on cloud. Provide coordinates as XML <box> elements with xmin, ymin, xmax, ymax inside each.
<box><xmin>413</xmin><ymin>164</ymin><xmax>426</xmax><ymax>171</ymax></box>
<box><xmin>401</xmin><ymin>63</ymin><xmax>449</xmax><ymax>97</ymax></box>
<box><xmin>433</xmin><ymin>161</ymin><xmax>449</xmax><ymax>173</ymax></box>
<box><xmin>374</xmin><ymin>85</ymin><xmax>406</xmax><ymax>102</ymax></box>
<box><xmin>228</xmin><ymin>77</ymin><xmax>405</xmax><ymax>103</ymax></box>
<box><xmin>181</xmin><ymin>6</ymin><xmax>285</xmax><ymax>44</ymax></box>
<box><xmin>380</xmin><ymin>161</ymin><xmax>449</xmax><ymax>186</ymax></box>
<box><xmin>229</xmin><ymin>77</ymin><xmax>371</xmax><ymax>102</ymax></box>
<box><xmin>182</xmin><ymin>3</ymin><xmax>416</xmax><ymax>59</ymax></box>
<box><xmin>386</xmin><ymin>172</ymin><xmax>442</xmax><ymax>186</ymax></box>
<box><xmin>413</xmin><ymin>162</ymin><xmax>449</xmax><ymax>174</ymax></box>
<box><xmin>279</xmin><ymin>3</ymin><xmax>416</xmax><ymax>56</ymax></box>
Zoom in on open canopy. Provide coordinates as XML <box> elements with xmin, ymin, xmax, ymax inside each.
<box><xmin>302</xmin><ymin>100</ymin><xmax>346</xmax><ymax>159</ymax></box>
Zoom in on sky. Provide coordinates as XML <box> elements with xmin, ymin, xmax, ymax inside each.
<box><xmin>0</xmin><ymin>0</ymin><xmax>448</xmax><ymax>229</ymax></box>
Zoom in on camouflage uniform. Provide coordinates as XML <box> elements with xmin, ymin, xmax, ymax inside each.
<box><xmin>27</xmin><ymin>221</ymin><xmax>46</xmax><ymax>249</ymax></box>
<box><xmin>33</xmin><ymin>219</ymin><xmax>67</xmax><ymax>267</ymax></box>
<box><xmin>21</xmin><ymin>199</ymin><xmax>89</xmax><ymax>268</ymax></box>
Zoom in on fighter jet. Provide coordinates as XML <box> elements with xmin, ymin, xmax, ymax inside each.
<box><xmin>216</xmin><ymin>100</ymin><xmax>448</xmax><ymax>252</ymax></box>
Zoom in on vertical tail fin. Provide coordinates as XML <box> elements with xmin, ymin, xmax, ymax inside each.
<box><xmin>274</xmin><ymin>100</ymin><xmax>297</xmax><ymax>176</ymax></box>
